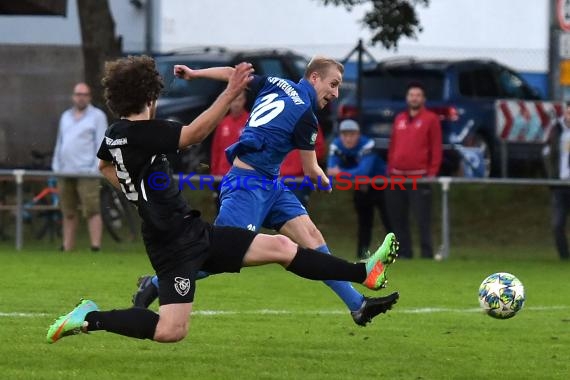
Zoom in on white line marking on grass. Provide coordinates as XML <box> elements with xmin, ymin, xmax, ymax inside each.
<box><xmin>192</xmin><ymin>305</ymin><xmax>570</xmax><ymax>316</ymax></box>
<box><xmin>0</xmin><ymin>312</ymin><xmax>49</xmax><ymax>317</ymax></box>
<box><xmin>1</xmin><ymin>306</ymin><xmax>568</xmax><ymax>318</ymax></box>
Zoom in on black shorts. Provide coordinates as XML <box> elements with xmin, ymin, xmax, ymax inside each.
<box><xmin>149</xmin><ymin>218</ymin><xmax>257</xmax><ymax>306</ymax></box>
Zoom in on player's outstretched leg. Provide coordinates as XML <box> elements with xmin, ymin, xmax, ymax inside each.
<box><xmin>242</xmin><ymin>233</ymin><xmax>396</xmax><ymax>291</ymax></box>
<box><xmin>280</xmin><ymin>215</ymin><xmax>399</xmax><ymax>325</ymax></box>
<box><xmin>46</xmin><ymin>300</ymin><xmax>182</xmax><ymax>344</ymax></box>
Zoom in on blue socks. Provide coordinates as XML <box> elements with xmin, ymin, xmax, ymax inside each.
<box><xmin>316</xmin><ymin>244</ymin><xmax>365</xmax><ymax>311</ymax></box>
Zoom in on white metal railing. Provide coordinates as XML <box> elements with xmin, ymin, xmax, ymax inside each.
<box><xmin>1</xmin><ymin>169</ymin><xmax>569</xmax><ymax>255</ymax></box>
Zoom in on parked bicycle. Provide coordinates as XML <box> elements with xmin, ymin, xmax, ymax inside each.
<box><xmin>99</xmin><ymin>181</ymin><xmax>138</xmax><ymax>243</ymax></box>
<box><xmin>1</xmin><ymin>150</ymin><xmax>139</xmax><ymax>244</ymax></box>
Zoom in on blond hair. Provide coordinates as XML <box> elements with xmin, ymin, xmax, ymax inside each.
<box><xmin>304</xmin><ymin>56</ymin><xmax>344</xmax><ymax>79</ymax></box>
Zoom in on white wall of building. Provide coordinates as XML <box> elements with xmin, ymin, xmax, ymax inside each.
<box><xmin>0</xmin><ymin>0</ymin><xmax>146</xmax><ymax>52</ymax></box>
<box><xmin>156</xmin><ymin>0</ymin><xmax>549</xmax><ymax>72</ymax></box>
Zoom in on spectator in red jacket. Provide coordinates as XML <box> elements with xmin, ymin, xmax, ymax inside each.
<box><xmin>210</xmin><ymin>91</ymin><xmax>249</xmax><ymax>175</ymax></box>
<box><xmin>386</xmin><ymin>82</ymin><xmax>442</xmax><ymax>259</ymax></box>
<box><xmin>210</xmin><ymin>91</ymin><xmax>248</xmax><ymax>210</ymax></box>
<box><xmin>281</xmin><ymin>125</ymin><xmax>325</xmax><ymax>207</ymax></box>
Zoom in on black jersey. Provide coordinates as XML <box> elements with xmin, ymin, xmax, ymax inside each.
<box><xmin>97</xmin><ymin>119</ymin><xmax>191</xmax><ymax>241</ymax></box>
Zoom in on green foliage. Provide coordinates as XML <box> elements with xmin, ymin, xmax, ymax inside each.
<box><xmin>317</xmin><ymin>0</ymin><xmax>429</xmax><ymax>49</ymax></box>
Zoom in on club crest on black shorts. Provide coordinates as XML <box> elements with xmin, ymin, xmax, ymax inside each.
<box><xmin>174</xmin><ymin>277</ymin><xmax>191</xmax><ymax>296</ymax></box>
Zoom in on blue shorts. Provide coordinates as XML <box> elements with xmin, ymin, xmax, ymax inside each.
<box><xmin>214</xmin><ymin>167</ymin><xmax>307</xmax><ymax>231</ymax></box>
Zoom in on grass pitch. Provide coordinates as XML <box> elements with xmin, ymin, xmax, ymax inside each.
<box><xmin>0</xmin><ymin>246</ymin><xmax>568</xmax><ymax>380</ymax></box>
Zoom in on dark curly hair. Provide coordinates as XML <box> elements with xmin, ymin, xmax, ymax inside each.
<box><xmin>102</xmin><ymin>55</ymin><xmax>164</xmax><ymax>117</ymax></box>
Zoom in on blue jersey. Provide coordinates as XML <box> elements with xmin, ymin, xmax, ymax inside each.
<box><xmin>327</xmin><ymin>135</ymin><xmax>386</xmax><ymax>176</ymax></box>
<box><xmin>225</xmin><ymin>75</ymin><xmax>319</xmax><ymax>178</ymax></box>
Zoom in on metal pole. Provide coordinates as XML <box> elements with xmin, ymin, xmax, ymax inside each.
<box><xmin>144</xmin><ymin>0</ymin><xmax>153</xmax><ymax>55</ymax></box>
<box><xmin>13</xmin><ymin>169</ymin><xmax>24</xmax><ymax>251</ymax></box>
<box><xmin>500</xmin><ymin>140</ymin><xmax>508</xmax><ymax>178</ymax></box>
<box><xmin>357</xmin><ymin>39</ymin><xmax>364</xmax><ymax>128</ymax></box>
<box><xmin>439</xmin><ymin>177</ymin><xmax>451</xmax><ymax>260</ymax></box>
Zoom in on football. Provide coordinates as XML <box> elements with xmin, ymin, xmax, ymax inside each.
<box><xmin>478</xmin><ymin>272</ymin><xmax>525</xmax><ymax>319</ymax></box>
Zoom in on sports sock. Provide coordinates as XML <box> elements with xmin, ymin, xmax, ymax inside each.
<box><xmin>85</xmin><ymin>307</ymin><xmax>159</xmax><ymax>340</ymax></box>
<box><xmin>286</xmin><ymin>247</ymin><xmax>367</xmax><ymax>283</ymax></box>
<box><xmin>317</xmin><ymin>244</ymin><xmax>365</xmax><ymax>311</ymax></box>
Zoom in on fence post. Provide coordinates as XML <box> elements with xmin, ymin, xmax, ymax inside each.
<box><xmin>500</xmin><ymin>140</ymin><xmax>508</xmax><ymax>178</ymax></box>
<box><xmin>13</xmin><ymin>169</ymin><xmax>24</xmax><ymax>251</ymax></box>
<box><xmin>439</xmin><ymin>177</ymin><xmax>452</xmax><ymax>260</ymax></box>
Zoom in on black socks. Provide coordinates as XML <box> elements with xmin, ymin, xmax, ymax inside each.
<box><xmin>85</xmin><ymin>307</ymin><xmax>159</xmax><ymax>340</ymax></box>
<box><xmin>286</xmin><ymin>247</ymin><xmax>367</xmax><ymax>283</ymax></box>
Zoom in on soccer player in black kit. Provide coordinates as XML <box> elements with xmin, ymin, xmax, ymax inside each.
<box><xmin>46</xmin><ymin>55</ymin><xmax>398</xmax><ymax>344</ymax></box>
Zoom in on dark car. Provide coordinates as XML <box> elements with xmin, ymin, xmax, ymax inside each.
<box><xmin>337</xmin><ymin>58</ymin><xmax>543</xmax><ymax>177</ymax></box>
<box><xmin>154</xmin><ymin>47</ymin><xmax>332</xmax><ymax>172</ymax></box>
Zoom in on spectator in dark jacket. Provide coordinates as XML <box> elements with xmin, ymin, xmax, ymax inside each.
<box><xmin>543</xmin><ymin>103</ymin><xmax>570</xmax><ymax>260</ymax></box>
<box><xmin>386</xmin><ymin>82</ymin><xmax>442</xmax><ymax>259</ymax></box>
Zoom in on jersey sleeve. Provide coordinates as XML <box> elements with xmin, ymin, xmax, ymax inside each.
<box><xmin>293</xmin><ymin>108</ymin><xmax>318</xmax><ymax>151</ymax></box>
<box><xmin>247</xmin><ymin>75</ymin><xmax>268</xmax><ymax>99</ymax></box>
<box><xmin>129</xmin><ymin>120</ymin><xmax>183</xmax><ymax>154</ymax></box>
<box><xmin>96</xmin><ymin>138</ymin><xmax>112</xmax><ymax>162</ymax></box>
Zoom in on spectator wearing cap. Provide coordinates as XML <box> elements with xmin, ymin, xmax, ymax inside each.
<box><xmin>386</xmin><ymin>82</ymin><xmax>442</xmax><ymax>259</ymax></box>
<box><xmin>328</xmin><ymin>119</ymin><xmax>392</xmax><ymax>259</ymax></box>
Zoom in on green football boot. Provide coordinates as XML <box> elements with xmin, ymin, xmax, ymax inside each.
<box><xmin>46</xmin><ymin>299</ymin><xmax>99</xmax><ymax>343</ymax></box>
<box><xmin>363</xmin><ymin>233</ymin><xmax>399</xmax><ymax>290</ymax></box>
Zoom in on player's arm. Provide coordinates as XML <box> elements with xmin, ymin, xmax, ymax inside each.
<box><xmin>175</xmin><ymin>65</ymin><xmax>267</xmax><ymax>100</ymax></box>
<box><xmin>98</xmin><ymin>159</ymin><xmax>121</xmax><ymax>190</ymax></box>
<box><xmin>174</xmin><ymin>65</ymin><xmax>233</xmax><ymax>82</ymax></box>
<box><xmin>293</xmin><ymin>109</ymin><xmax>331</xmax><ymax>191</ymax></box>
<box><xmin>178</xmin><ymin>63</ymin><xmax>253</xmax><ymax>148</ymax></box>
<box><xmin>300</xmin><ymin>150</ymin><xmax>331</xmax><ymax>192</ymax></box>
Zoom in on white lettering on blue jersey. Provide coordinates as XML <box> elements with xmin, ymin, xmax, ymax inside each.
<box><xmin>267</xmin><ymin>77</ymin><xmax>305</xmax><ymax>105</ymax></box>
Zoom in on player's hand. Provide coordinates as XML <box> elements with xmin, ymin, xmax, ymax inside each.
<box><xmin>318</xmin><ymin>174</ymin><xmax>332</xmax><ymax>193</ymax></box>
<box><xmin>174</xmin><ymin>65</ymin><xmax>194</xmax><ymax>80</ymax></box>
<box><xmin>226</xmin><ymin>62</ymin><xmax>254</xmax><ymax>97</ymax></box>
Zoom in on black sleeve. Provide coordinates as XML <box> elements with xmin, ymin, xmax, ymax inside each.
<box><xmin>293</xmin><ymin>108</ymin><xmax>318</xmax><ymax>150</ymax></box>
<box><xmin>247</xmin><ymin>75</ymin><xmax>268</xmax><ymax>99</ymax></box>
<box><xmin>96</xmin><ymin>137</ymin><xmax>112</xmax><ymax>161</ymax></box>
<box><xmin>129</xmin><ymin>120</ymin><xmax>183</xmax><ymax>154</ymax></box>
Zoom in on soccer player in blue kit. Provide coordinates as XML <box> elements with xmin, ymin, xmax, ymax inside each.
<box><xmin>133</xmin><ymin>56</ymin><xmax>400</xmax><ymax>326</ymax></box>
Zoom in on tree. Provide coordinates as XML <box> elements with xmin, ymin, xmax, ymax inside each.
<box><xmin>76</xmin><ymin>0</ymin><xmax>122</xmax><ymax>117</ymax></box>
<box><xmin>317</xmin><ymin>0</ymin><xmax>429</xmax><ymax>49</ymax></box>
